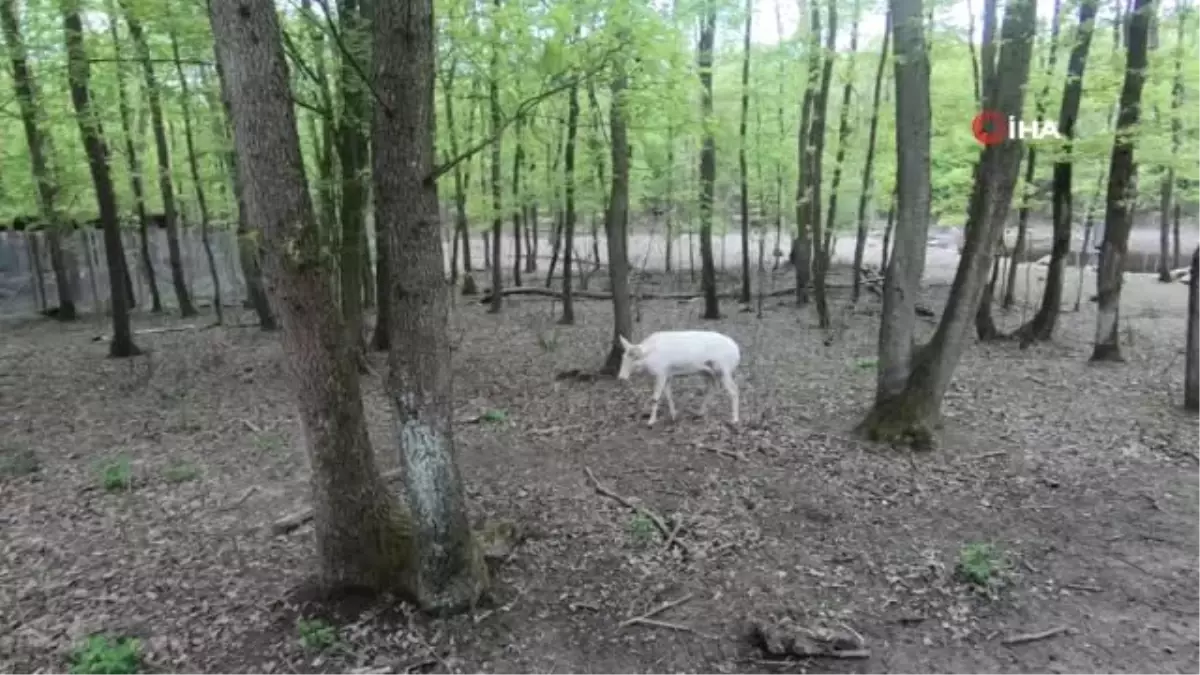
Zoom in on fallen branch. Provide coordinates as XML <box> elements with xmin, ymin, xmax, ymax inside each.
<box><xmin>621</xmin><ymin>617</ymin><xmax>712</xmax><ymax>638</ymax></box>
<box><xmin>583</xmin><ymin>467</ymin><xmax>689</xmax><ymax>555</ymax></box>
<box><xmin>695</xmin><ymin>442</ymin><xmax>742</xmax><ymax>460</ymax></box>
<box><xmin>1001</xmin><ymin>625</ymin><xmax>1069</xmax><ymax>646</ymax></box>
<box><xmin>619</xmin><ymin>593</ymin><xmax>694</xmax><ymax>628</ymax></box>
<box><xmin>1063</xmin><ymin>583</ymin><xmax>1103</xmax><ymax>593</ymax></box>
<box><xmin>271</xmin><ymin>467</ymin><xmax>403</xmax><ymax>534</ymax></box>
<box><xmin>93</xmin><ymin>324</ymin><xmax>199</xmax><ymax>342</ymax></box>
<box><xmin>662</xmin><ymin>519</ymin><xmax>684</xmax><ymax>552</ymax></box>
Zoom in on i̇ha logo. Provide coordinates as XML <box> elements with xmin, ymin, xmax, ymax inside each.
<box><xmin>971</xmin><ymin>109</ymin><xmax>1061</xmax><ymax>146</ymax></box>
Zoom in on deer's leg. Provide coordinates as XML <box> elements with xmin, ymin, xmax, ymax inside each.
<box><xmin>648</xmin><ymin>374</ymin><xmax>667</xmax><ymax>426</ymax></box>
<box><xmin>663</xmin><ymin>378</ymin><xmax>677</xmax><ymax>421</ymax></box>
<box><xmin>698</xmin><ymin>371</ymin><xmax>717</xmax><ymax>417</ymax></box>
<box><xmin>720</xmin><ymin>370</ymin><xmax>740</xmax><ymax>424</ymax></box>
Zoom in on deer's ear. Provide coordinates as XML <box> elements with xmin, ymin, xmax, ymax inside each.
<box><xmin>619</xmin><ymin>335</ymin><xmax>633</xmax><ymax>351</ymax></box>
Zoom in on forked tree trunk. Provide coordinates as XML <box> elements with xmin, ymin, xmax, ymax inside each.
<box><xmin>371</xmin><ymin>0</ymin><xmax>489</xmax><ymax>611</ymax></box>
<box><xmin>212</xmin><ymin>0</ymin><xmax>417</xmax><ymax>599</ymax></box>
<box><xmin>559</xmin><ymin>76</ymin><xmax>580</xmax><ymax>325</ymax></box>
<box><xmin>792</xmin><ymin>0</ymin><xmax>820</xmax><ymax>305</ymax></box>
<box><xmin>738</xmin><ymin>0</ymin><xmax>753</xmax><ymax>305</ymax></box>
<box><xmin>170</xmin><ymin>29</ymin><xmax>223</xmax><ymax>324</ymax></box>
<box><xmin>1016</xmin><ymin>0</ymin><xmax>1098</xmax><ymax>346</ymax></box>
<box><xmin>1091</xmin><ymin>0</ymin><xmax>1150</xmax><ymax>362</ymax></box>
<box><xmin>862</xmin><ymin>0</ymin><xmax>1036</xmax><ymax>448</ymax></box>
<box><xmin>104</xmin><ymin>0</ymin><xmax>160</xmax><ymax>313</ymax></box>
<box><xmin>122</xmin><ymin>2</ymin><xmax>193</xmax><ymax>316</ymax></box>
<box><xmin>697</xmin><ymin>0</ymin><xmax>719</xmax><ymax>319</ymax></box>
<box><xmin>0</xmin><ymin>0</ymin><xmax>77</xmax><ymax>320</ymax></box>
<box><xmin>64</xmin><ymin>0</ymin><xmax>138</xmax><ymax>356</ymax></box>
<box><xmin>600</xmin><ymin>44</ymin><xmax>634</xmax><ymax>375</ymax></box>
<box><xmin>853</xmin><ymin>10</ymin><xmax>890</xmax><ymax>303</ymax></box>
<box><xmin>808</xmin><ymin>0</ymin><xmax>838</xmax><ymax>329</ymax></box>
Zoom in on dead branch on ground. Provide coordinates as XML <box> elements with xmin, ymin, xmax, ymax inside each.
<box><xmin>1001</xmin><ymin>625</ymin><xmax>1069</xmax><ymax>646</ymax></box>
<box><xmin>583</xmin><ymin>467</ymin><xmax>689</xmax><ymax>555</ymax></box>
<box><xmin>618</xmin><ymin>593</ymin><xmax>694</xmax><ymax>628</ymax></box>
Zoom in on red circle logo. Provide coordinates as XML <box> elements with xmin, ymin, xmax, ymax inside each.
<box><xmin>972</xmin><ymin>110</ymin><xmax>1007</xmax><ymax>146</ymax></box>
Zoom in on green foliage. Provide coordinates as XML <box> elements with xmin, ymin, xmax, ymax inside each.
<box><xmin>627</xmin><ymin>512</ymin><xmax>656</xmax><ymax>544</ymax></box>
<box><xmin>0</xmin><ymin>444</ymin><xmax>40</xmax><ymax>479</ymax></box>
<box><xmin>854</xmin><ymin>357</ymin><xmax>878</xmax><ymax>370</ymax></box>
<box><xmin>68</xmin><ymin>635</ymin><xmax>142</xmax><ymax>674</ymax></box>
<box><xmin>162</xmin><ymin>462</ymin><xmax>201</xmax><ymax>484</ymax></box>
<box><xmin>480</xmin><ymin>409</ymin><xmax>508</xmax><ymax>423</ymax></box>
<box><xmin>296</xmin><ymin>618</ymin><xmax>339</xmax><ymax>651</ymax></box>
<box><xmin>956</xmin><ymin>542</ymin><xmax>1006</xmax><ymax>589</ymax></box>
<box><xmin>98</xmin><ymin>457</ymin><xmax>133</xmax><ymax>492</ymax></box>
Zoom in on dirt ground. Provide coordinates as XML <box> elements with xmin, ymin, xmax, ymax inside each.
<box><xmin>1</xmin><ymin>261</ymin><xmax>1197</xmax><ymax>674</ymax></box>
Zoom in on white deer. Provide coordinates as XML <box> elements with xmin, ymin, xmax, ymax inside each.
<box><xmin>617</xmin><ymin>331</ymin><xmax>741</xmax><ymax>426</ymax></box>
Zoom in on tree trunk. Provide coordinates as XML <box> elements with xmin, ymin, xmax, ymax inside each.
<box><xmin>64</xmin><ymin>0</ymin><xmax>138</xmax><ymax>356</ymax></box>
<box><xmin>600</xmin><ymin>44</ymin><xmax>634</xmax><ymax>375</ymax></box>
<box><xmin>881</xmin><ymin>190</ymin><xmax>896</xmax><ymax>272</ymax></box>
<box><xmin>487</xmin><ymin>0</ymin><xmax>503</xmax><ymax>315</ymax></box>
<box><xmin>808</xmin><ymin>0</ymin><xmax>839</xmax><ymax>329</ymax></box>
<box><xmin>1016</xmin><ymin>0</ymin><xmax>1097</xmax><ymax>346</ymax></box>
<box><xmin>170</xmin><ymin>29</ymin><xmax>222</xmax><ymax>324</ymax></box>
<box><xmin>697</xmin><ymin>0</ymin><xmax>719</xmax><ymax>319</ymax></box>
<box><xmin>737</xmin><ymin>0</ymin><xmax>753</xmax><ymax>305</ymax></box>
<box><xmin>972</xmin><ymin>0</ymin><xmax>1002</xmax><ymax>340</ymax></box>
<box><xmin>1091</xmin><ymin>0</ymin><xmax>1150</xmax><ymax>362</ymax></box>
<box><xmin>212</xmin><ymin>34</ymin><xmax>276</xmax><ymax>330</ymax></box>
<box><xmin>212</xmin><ymin>0</ymin><xmax>417</xmax><ymax>598</ymax></box>
<box><xmin>336</xmin><ymin>0</ymin><xmax>370</xmax><ymax>357</ymax></box>
<box><xmin>862</xmin><ymin>0</ymin><xmax>1036</xmax><ymax>447</ymax></box>
<box><xmin>103</xmin><ymin>0</ymin><xmax>160</xmax><ymax>313</ymax></box>
<box><xmin>560</xmin><ymin>76</ymin><xmax>580</xmax><ymax>325</ymax></box>
<box><xmin>122</xmin><ymin>2</ymin><xmax>193</xmax><ymax>317</ymax></box>
<box><xmin>0</xmin><ymin>0</ymin><xmax>77</xmax><ymax>320</ymax></box>
<box><xmin>511</xmin><ymin>114</ymin><xmax>524</xmax><ymax>288</ymax></box>
<box><xmin>1158</xmin><ymin>1</ymin><xmax>1186</xmax><ymax>282</ymax></box>
<box><xmin>773</xmin><ymin>0</ymin><xmax>787</xmax><ymax>273</ymax></box>
<box><xmin>792</xmin><ymin>0</ymin><xmax>820</xmax><ymax>305</ymax></box>
<box><xmin>853</xmin><ymin>10</ymin><xmax>890</xmax><ymax>303</ymax></box>
<box><xmin>371</xmin><ymin>0</ymin><xmax>489</xmax><ymax>611</ymax></box>
<box><xmin>1185</xmin><ymin>247</ymin><xmax>1199</xmax><ymax>410</ymax></box>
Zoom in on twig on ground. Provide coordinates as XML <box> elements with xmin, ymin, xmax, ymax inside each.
<box><xmin>1001</xmin><ymin>625</ymin><xmax>1069</xmax><ymax>646</ymax></box>
<box><xmin>662</xmin><ymin>519</ymin><xmax>684</xmax><ymax>552</ymax></box>
<box><xmin>621</xmin><ymin>617</ymin><xmax>712</xmax><ymax>638</ymax></box>
<box><xmin>695</xmin><ymin>442</ymin><xmax>742</xmax><ymax>460</ymax></box>
<box><xmin>618</xmin><ymin>593</ymin><xmax>694</xmax><ymax>628</ymax></box>
<box><xmin>271</xmin><ymin>467</ymin><xmax>403</xmax><ymax>534</ymax></box>
<box><xmin>583</xmin><ymin>467</ymin><xmax>689</xmax><ymax>555</ymax></box>
<box><xmin>223</xmin><ymin>485</ymin><xmax>259</xmax><ymax>511</ymax></box>
<box><xmin>1063</xmin><ymin>583</ymin><xmax>1103</xmax><ymax>593</ymax></box>
<box><xmin>241</xmin><ymin>418</ymin><xmax>263</xmax><ymax>433</ymax></box>
<box><xmin>966</xmin><ymin>450</ymin><xmax>1008</xmax><ymax>461</ymax></box>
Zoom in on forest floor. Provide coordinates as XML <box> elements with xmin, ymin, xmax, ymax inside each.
<box><xmin>1</xmin><ymin>261</ymin><xmax>1197</xmax><ymax>674</ymax></box>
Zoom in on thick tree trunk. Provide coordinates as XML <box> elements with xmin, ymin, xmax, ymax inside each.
<box><xmin>1016</xmin><ymin>0</ymin><xmax>1097</xmax><ymax>346</ymax></box>
<box><xmin>971</xmin><ymin>0</ymin><xmax>1002</xmax><ymax>339</ymax></box>
<box><xmin>600</xmin><ymin>48</ymin><xmax>634</xmax><ymax>375</ymax></box>
<box><xmin>212</xmin><ymin>0</ymin><xmax>415</xmax><ymax>597</ymax></box>
<box><xmin>862</xmin><ymin>0</ymin><xmax>1036</xmax><ymax>447</ymax></box>
<box><xmin>1091</xmin><ymin>0</ymin><xmax>1150</xmax><ymax>362</ymax></box>
<box><xmin>808</xmin><ymin>0</ymin><xmax>839</xmax><ymax>329</ymax></box>
<box><xmin>697</xmin><ymin>0</ymin><xmax>719</xmax><ymax>319</ymax></box>
<box><xmin>123</xmin><ymin>3</ymin><xmax>193</xmax><ymax>317</ymax></box>
<box><xmin>852</xmin><ymin>12</ymin><xmax>889</xmax><ymax>304</ymax></box>
<box><xmin>64</xmin><ymin>0</ymin><xmax>138</xmax><ymax>356</ymax></box>
<box><xmin>371</xmin><ymin>0</ymin><xmax>489</xmax><ymax>611</ymax></box>
<box><xmin>170</xmin><ymin>29</ymin><xmax>222</xmax><ymax>324</ymax></box>
<box><xmin>738</xmin><ymin>0</ymin><xmax>753</xmax><ymax>305</ymax></box>
<box><xmin>0</xmin><ymin>0</ymin><xmax>77</xmax><ymax>320</ymax></box>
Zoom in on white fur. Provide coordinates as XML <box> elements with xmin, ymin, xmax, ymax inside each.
<box><xmin>617</xmin><ymin>331</ymin><xmax>741</xmax><ymax>426</ymax></box>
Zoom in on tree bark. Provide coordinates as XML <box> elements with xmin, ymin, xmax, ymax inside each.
<box><xmin>1091</xmin><ymin>0</ymin><xmax>1150</xmax><ymax>362</ymax></box>
<box><xmin>1186</xmin><ymin>247</ymin><xmax>1199</xmax><ymax>410</ymax></box>
<box><xmin>853</xmin><ymin>10</ymin><xmax>890</xmax><ymax>303</ymax></box>
<box><xmin>511</xmin><ymin>114</ymin><xmax>524</xmax><ymax>288</ymax></box>
<box><xmin>600</xmin><ymin>42</ymin><xmax>634</xmax><ymax>375</ymax></box>
<box><xmin>807</xmin><ymin>0</ymin><xmax>838</xmax><ymax>329</ymax></box>
<box><xmin>559</xmin><ymin>76</ymin><xmax>580</xmax><ymax>325</ymax></box>
<box><xmin>212</xmin><ymin>0</ymin><xmax>416</xmax><ymax>597</ymax></box>
<box><xmin>63</xmin><ymin>0</ymin><xmax>138</xmax><ymax>356</ymax></box>
<box><xmin>738</xmin><ymin>0</ymin><xmax>753</xmax><ymax>305</ymax></box>
<box><xmin>336</xmin><ymin>0</ymin><xmax>370</xmax><ymax>357</ymax></box>
<box><xmin>697</xmin><ymin>0</ymin><xmax>719</xmax><ymax>319</ymax></box>
<box><xmin>862</xmin><ymin>0</ymin><xmax>1036</xmax><ymax>447</ymax></box>
<box><xmin>1157</xmin><ymin>1</ymin><xmax>1186</xmax><ymax>283</ymax></box>
<box><xmin>881</xmin><ymin>189</ymin><xmax>895</xmax><ymax>272</ymax></box>
<box><xmin>0</xmin><ymin>0</ymin><xmax>77</xmax><ymax>320</ymax></box>
<box><xmin>972</xmin><ymin>0</ymin><xmax>1003</xmax><ymax>340</ymax></box>
<box><xmin>1016</xmin><ymin>0</ymin><xmax>1097</xmax><ymax>346</ymax></box>
<box><xmin>123</xmin><ymin>1</ymin><xmax>194</xmax><ymax>316</ymax></box>
<box><xmin>371</xmin><ymin>0</ymin><xmax>489</xmax><ymax>612</ymax></box>
<box><xmin>792</xmin><ymin>0</ymin><xmax>819</xmax><ymax>305</ymax></box>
